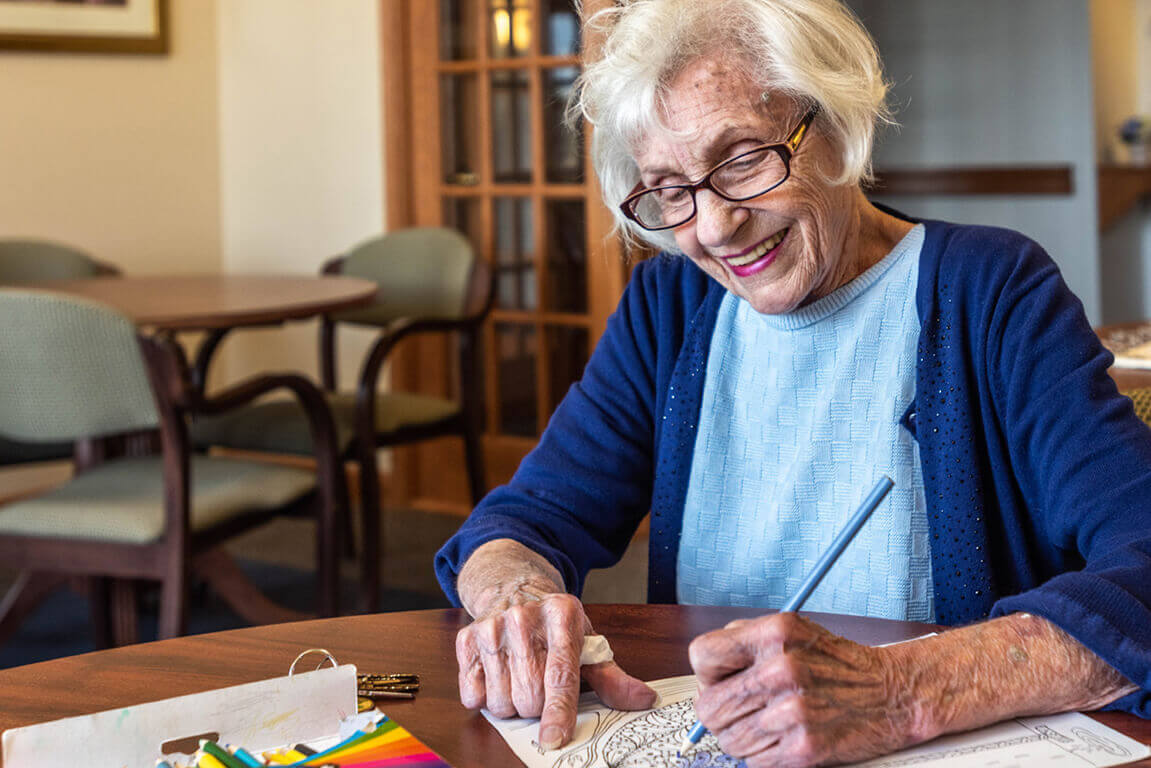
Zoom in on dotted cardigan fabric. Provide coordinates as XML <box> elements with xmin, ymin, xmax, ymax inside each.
<box><xmin>436</xmin><ymin>212</ymin><xmax>1151</xmax><ymax>716</ymax></box>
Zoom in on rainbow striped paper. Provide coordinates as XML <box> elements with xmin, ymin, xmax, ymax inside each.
<box><xmin>299</xmin><ymin>716</ymin><xmax>451</xmax><ymax>768</ymax></box>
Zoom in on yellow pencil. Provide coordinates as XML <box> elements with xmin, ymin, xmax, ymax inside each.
<box><xmin>262</xmin><ymin>749</ymin><xmax>307</xmax><ymax>765</ymax></box>
<box><xmin>197</xmin><ymin>752</ymin><xmax>228</xmax><ymax>768</ymax></box>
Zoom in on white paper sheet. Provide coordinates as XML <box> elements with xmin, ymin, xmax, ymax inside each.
<box><xmin>484</xmin><ymin>675</ymin><xmax>1151</xmax><ymax>768</ymax></box>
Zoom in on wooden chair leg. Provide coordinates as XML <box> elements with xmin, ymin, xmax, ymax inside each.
<box><xmin>463</xmin><ymin>426</ymin><xmax>487</xmax><ymax>507</ymax></box>
<box><xmin>90</xmin><ymin>577</ymin><xmax>114</xmax><ymax>649</ymax></box>
<box><xmin>110</xmin><ymin>579</ymin><xmax>139</xmax><ymax>647</ymax></box>
<box><xmin>341</xmin><ymin>461</ymin><xmax>357</xmax><ymax>560</ymax></box>
<box><xmin>192</xmin><ymin>547</ymin><xmax>308</xmax><ymax>626</ymax></box>
<box><xmin>357</xmin><ymin>444</ymin><xmax>381</xmax><ymax>614</ymax></box>
<box><xmin>158</xmin><ymin>556</ymin><xmax>188</xmax><ymax>640</ymax></box>
<box><xmin>0</xmin><ymin>571</ymin><xmax>67</xmax><ymax>648</ymax></box>
<box><xmin>315</xmin><ymin>480</ymin><xmax>343</xmax><ymax>619</ymax></box>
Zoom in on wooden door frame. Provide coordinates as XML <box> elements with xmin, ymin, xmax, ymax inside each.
<box><xmin>377</xmin><ymin>0</ymin><xmax>628</xmax><ymax>512</ymax></box>
<box><xmin>379</xmin><ymin>0</ymin><xmax>418</xmax><ymax>507</ymax></box>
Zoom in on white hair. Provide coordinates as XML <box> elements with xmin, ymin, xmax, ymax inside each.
<box><xmin>571</xmin><ymin>0</ymin><xmax>894</xmax><ymax>253</ymax></box>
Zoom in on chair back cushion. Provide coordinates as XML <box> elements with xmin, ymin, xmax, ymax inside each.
<box><xmin>0</xmin><ymin>290</ymin><xmax>158</xmax><ymax>442</ymax></box>
<box><xmin>0</xmin><ymin>240</ymin><xmax>102</xmax><ymax>283</ymax></box>
<box><xmin>331</xmin><ymin>228</ymin><xmax>475</xmax><ymax>326</ymax></box>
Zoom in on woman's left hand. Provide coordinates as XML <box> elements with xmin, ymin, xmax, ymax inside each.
<box><xmin>689</xmin><ymin>612</ymin><xmax>918</xmax><ymax>768</ymax></box>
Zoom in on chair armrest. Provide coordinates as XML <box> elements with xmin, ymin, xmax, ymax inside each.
<box><xmin>353</xmin><ymin>315</ymin><xmax>485</xmax><ymax>420</ymax></box>
<box><xmin>194</xmin><ymin>374</ymin><xmax>341</xmax><ymax>463</ymax></box>
<box><xmin>139</xmin><ymin>333</ymin><xmax>341</xmax><ymax>479</ymax></box>
<box><xmin>137</xmin><ymin>334</ymin><xmax>345</xmax><ymax>565</ymax></box>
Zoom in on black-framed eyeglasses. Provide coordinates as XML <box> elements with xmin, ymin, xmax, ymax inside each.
<box><xmin>619</xmin><ymin>105</ymin><xmax>820</xmax><ymax>231</ymax></box>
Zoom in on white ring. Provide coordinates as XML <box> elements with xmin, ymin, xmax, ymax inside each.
<box><xmin>288</xmin><ymin>648</ymin><xmax>339</xmax><ymax>678</ymax></box>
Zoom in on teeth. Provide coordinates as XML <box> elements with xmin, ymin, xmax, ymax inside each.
<box><xmin>726</xmin><ymin>229</ymin><xmax>787</xmax><ymax>267</ymax></box>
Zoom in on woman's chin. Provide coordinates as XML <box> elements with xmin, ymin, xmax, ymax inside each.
<box><xmin>739</xmin><ymin>287</ymin><xmax>801</xmax><ymax>316</ymax></box>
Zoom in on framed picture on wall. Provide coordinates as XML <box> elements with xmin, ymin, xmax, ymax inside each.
<box><xmin>0</xmin><ymin>0</ymin><xmax>167</xmax><ymax>54</ymax></box>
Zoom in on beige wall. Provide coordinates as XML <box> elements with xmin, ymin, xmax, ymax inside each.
<box><xmin>1092</xmin><ymin>0</ymin><xmax>1139</xmax><ymax>161</ymax></box>
<box><xmin>1140</xmin><ymin>0</ymin><xmax>1151</xmax><ymax>113</ymax></box>
<box><xmin>0</xmin><ymin>1</ymin><xmax>385</xmax><ymax>388</ymax></box>
<box><xmin>0</xmin><ymin>0</ymin><xmax>222</xmax><ymax>276</ymax></box>
<box><xmin>214</xmin><ymin>0</ymin><xmax>384</xmax><ymax>388</ymax></box>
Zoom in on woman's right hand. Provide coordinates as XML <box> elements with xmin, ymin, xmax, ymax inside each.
<box><xmin>455</xmin><ymin>589</ymin><xmax>656</xmax><ymax>750</ymax></box>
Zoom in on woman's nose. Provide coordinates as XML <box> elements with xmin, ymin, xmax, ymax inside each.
<box><xmin>692</xmin><ymin>190</ymin><xmax>746</xmax><ymax>248</ymax></box>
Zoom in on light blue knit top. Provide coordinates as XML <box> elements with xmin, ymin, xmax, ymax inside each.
<box><xmin>677</xmin><ymin>224</ymin><xmax>934</xmax><ymax>621</ymax></box>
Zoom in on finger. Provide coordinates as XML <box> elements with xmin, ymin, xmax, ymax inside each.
<box><xmin>475</xmin><ymin>620</ymin><xmax>516</xmax><ymax>718</ymax></box>
<box><xmin>695</xmin><ymin>652</ymin><xmax>806</xmax><ymax>731</ymax></box>
<box><xmin>689</xmin><ymin>627</ymin><xmax>759</xmax><ymax>685</ymax></box>
<box><xmin>712</xmin><ymin>702</ymin><xmax>789</xmax><ymax>766</ymax></box>
<box><xmin>695</xmin><ymin>669</ymin><xmax>770</xmax><ymax>731</ymax></box>
<box><xmin>583</xmin><ymin>660</ymin><xmax>658</xmax><ymax>710</ymax></box>
<box><xmin>690</xmin><ymin>613</ymin><xmax>813</xmax><ymax>685</ymax></box>
<box><xmin>538</xmin><ymin>599</ymin><xmax>584</xmax><ymax>750</ymax></box>
<box><xmin>717</xmin><ymin>695</ymin><xmax>815</xmax><ymax>767</ymax></box>
<box><xmin>456</xmin><ymin>627</ymin><xmax>487</xmax><ymax>710</ymax></box>
<box><xmin>504</xmin><ymin>603</ymin><xmax>547</xmax><ymax>717</ymax></box>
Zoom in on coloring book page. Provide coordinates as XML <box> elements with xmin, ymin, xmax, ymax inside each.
<box><xmin>483</xmin><ymin>675</ymin><xmax>1151</xmax><ymax>768</ymax></box>
<box><xmin>484</xmin><ymin>675</ymin><xmax>735</xmax><ymax>768</ymax></box>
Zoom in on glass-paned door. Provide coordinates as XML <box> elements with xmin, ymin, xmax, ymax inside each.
<box><xmin>393</xmin><ymin>0</ymin><xmax>627</xmax><ymax>512</ymax></box>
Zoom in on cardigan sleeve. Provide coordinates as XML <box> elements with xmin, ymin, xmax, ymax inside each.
<box><xmin>434</xmin><ymin>260</ymin><xmax>664</xmax><ymax>606</ymax></box>
<box><xmin>982</xmin><ymin>236</ymin><xmax>1151</xmax><ymax>716</ymax></box>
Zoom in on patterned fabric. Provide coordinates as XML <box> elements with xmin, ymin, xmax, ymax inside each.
<box><xmin>1126</xmin><ymin>387</ymin><xmax>1151</xmax><ymax>427</ymax></box>
<box><xmin>0</xmin><ymin>456</ymin><xmax>315</xmax><ymax>543</ymax></box>
<box><xmin>332</xmin><ymin>228</ymin><xmax>476</xmax><ymax>326</ymax></box>
<box><xmin>0</xmin><ymin>290</ymin><xmax>158</xmax><ymax>442</ymax></box>
<box><xmin>678</xmin><ymin>226</ymin><xmax>934</xmax><ymax>620</ymax></box>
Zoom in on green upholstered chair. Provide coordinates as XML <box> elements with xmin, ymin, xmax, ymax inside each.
<box><xmin>0</xmin><ymin>239</ymin><xmax>121</xmax><ymax>467</ymax></box>
<box><xmin>0</xmin><ymin>289</ymin><xmax>345</xmax><ymax>647</ymax></box>
<box><xmin>192</xmin><ymin>228</ymin><xmax>492</xmax><ymax>611</ymax></box>
<box><xmin>0</xmin><ymin>238</ymin><xmax>119</xmax><ymax>283</ymax></box>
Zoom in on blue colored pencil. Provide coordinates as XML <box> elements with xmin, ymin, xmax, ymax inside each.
<box><xmin>679</xmin><ymin>474</ymin><xmax>895</xmax><ymax>756</ymax></box>
<box><xmin>224</xmin><ymin>744</ymin><xmax>264</xmax><ymax>767</ymax></box>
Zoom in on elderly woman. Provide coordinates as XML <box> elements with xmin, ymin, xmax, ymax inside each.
<box><xmin>434</xmin><ymin>0</ymin><xmax>1151</xmax><ymax>765</ymax></box>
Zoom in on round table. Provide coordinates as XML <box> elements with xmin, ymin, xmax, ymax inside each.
<box><xmin>26</xmin><ymin>274</ymin><xmax>378</xmax><ymax>331</ymax></box>
<box><xmin>0</xmin><ymin>605</ymin><xmax>1147</xmax><ymax>767</ymax></box>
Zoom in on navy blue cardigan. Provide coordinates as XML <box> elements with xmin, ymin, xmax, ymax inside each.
<box><xmin>436</xmin><ymin>216</ymin><xmax>1151</xmax><ymax>715</ymax></box>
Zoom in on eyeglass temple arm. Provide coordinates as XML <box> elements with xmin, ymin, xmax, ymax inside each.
<box><xmin>787</xmin><ymin>106</ymin><xmax>820</xmax><ymax>153</ymax></box>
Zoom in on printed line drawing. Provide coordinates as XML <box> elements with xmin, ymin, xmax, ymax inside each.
<box><xmin>484</xmin><ymin>675</ymin><xmax>1149</xmax><ymax>768</ymax></box>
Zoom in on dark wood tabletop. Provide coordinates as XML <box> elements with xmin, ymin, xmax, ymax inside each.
<box><xmin>24</xmin><ymin>274</ymin><xmax>377</xmax><ymax>331</ymax></box>
<box><xmin>0</xmin><ymin>605</ymin><xmax>1147</xmax><ymax>767</ymax></box>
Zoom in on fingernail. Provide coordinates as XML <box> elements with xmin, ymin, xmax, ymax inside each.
<box><xmin>540</xmin><ymin>726</ymin><xmax>563</xmax><ymax>750</ymax></box>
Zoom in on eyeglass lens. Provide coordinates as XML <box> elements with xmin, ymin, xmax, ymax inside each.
<box><xmin>629</xmin><ymin>146</ymin><xmax>788</xmax><ymax>229</ymax></box>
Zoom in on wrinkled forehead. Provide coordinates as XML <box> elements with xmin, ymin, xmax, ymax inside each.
<box><xmin>630</xmin><ymin>56</ymin><xmax>807</xmax><ymax>168</ymax></box>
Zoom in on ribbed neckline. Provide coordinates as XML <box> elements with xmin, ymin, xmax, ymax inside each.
<box><xmin>751</xmin><ymin>223</ymin><xmax>925</xmax><ymax>331</ymax></box>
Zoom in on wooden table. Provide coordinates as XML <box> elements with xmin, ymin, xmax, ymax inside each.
<box><xmin>28</xmin><ymin>274</ymin><xmax>378</xmax><ymax>331</ymax></box>
<box><xmin>28</xmin><ymin>273</ymin><xmax>378</xmax><ymax>390</ymax></box>
<box><xmin>0</xmin><ymin>605</ymin><xmax>1147</xmax><ymax>767</ymax></box>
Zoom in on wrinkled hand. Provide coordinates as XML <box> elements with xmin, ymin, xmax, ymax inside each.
<box><xmin>689</xmin><ymin>613</ymin><xmax>914</xmax><ymax>768</ymax></box>
<box><xmin>456</xmin><ymin>592</ymin><xmax>657</xmax><ymax>750</ymax></box>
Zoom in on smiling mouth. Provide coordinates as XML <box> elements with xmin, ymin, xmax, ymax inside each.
<box><xmin>722</xmin><ymin>228</ymin><xmax>789</xmax><ymax>276</ymax></box>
